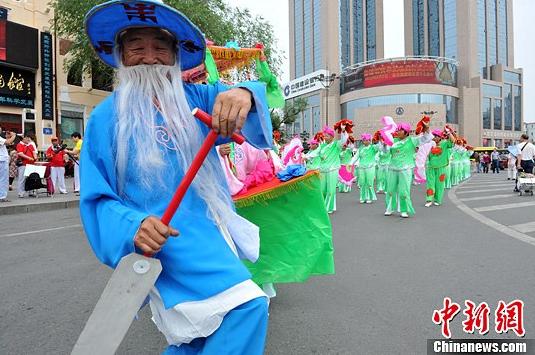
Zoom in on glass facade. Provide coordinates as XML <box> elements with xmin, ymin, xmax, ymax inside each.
<box><xmin>443</xmin><ymin>0</ymin><xmax>457</xmax><ymax>59</ymax></box>
<box><xmin>504</xmin><ymin>71</ymin><xmax>521</xmax><ymax>84</ymax></box>
<box><xmin>487</xmin><ymin>0</ymin><xmax>497</xmax><ymax>68</ymax></box>
<box><xmin>413</xmin><ymin>0</ymin><xmax>425</xmax><ymax>55</ymax></box>
<box><xmin>353</xmin><ymin>0</ymin><xmax>364</xmax><ymax>64</ymax></box>
<box><xmin>292</xmin><ymin>94</ymin><xmax>321</xmax><ymax>135</ymax></box>
<box><xmin>514</xmin><ymin>86</ymin><xmax>521</xmax><ymax>131</ymax></box>
<box><xmin>61</xmin><ymin>110</ymin><xmax>84</xmax><ymax>144</ymax></box>
<box><xmin>504</xmin><ymin>83</ymin><xmax>512</xmax><ymax>130</ymax></box>
<box><xmin>313</xmin><ymin>0</ymin><xmax>323</xmax><ymax>71</ymax></box>
<box><xmin>493</xmin><ymin>99</ymin><xmax>502</xmax><ymax>130</ymax></box>
<box><xmin>294</xmin><ymin>0</ymin><xmax>304</xmax><ymax>78</ymax></box>
<box><xmin>498</xmin><ymin>0</ymin><xmax>508</xmax><ymax>66</ymax></box>
<box><xmin>303</xmin><ymin>2</ymin><xmax>313</xmax><ymax>74</ymax></box>
<box><xmin>444</xmin><ymin>95</ymin><xmax>458</xmax><ymax>124</ymax></box>
<box><xmin>340</xmin><ymin>0</ymin><xmax>351</xmax><ymax>69</ymax></box>
<box><xmin>427</xmin><ymin>0</ymin><xmax>440</xmax><ymax>57</ymax></box>
<box><xmin>366</xmin><ymin>0</ymin><xmax>376</xmax><ymax>60</ymax></box>
<box><xmin>482</xmin><ymin>98</ymin><xmax>491</xmax><ymax>129</ymax></box>
<box><xmin>477</xmin><ymin>0</ymin><xmax>487</xmax><ymax>77</ymax></box>
<box><xmin>303</xmin><ymin>109</ymin><xmax>311</xmax><ymax>134</ymax></box>
<box><xmin>312</xmin><ymin>106</ymin><xmax>321</xmax><ymax>133</ymax></box>
<box><xmin>483</xmin><ymin>84</ymin><xmax>502</xmax><ymax>97</ymax></box>
<box><xmin>341</xmin><ymin>94</ymin><xmax>458</xmax><ymax>124</ymax></box>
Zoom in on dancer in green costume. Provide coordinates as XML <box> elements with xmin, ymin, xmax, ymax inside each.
<box><xmin>425</xmin><ymin>129</ymin><xmax>455</xmax><ymax>207</ymax></box>
<box><xmin>383</xmin><ymin>122</ymin><xmax>432</xmax><ymax>218</ymax></box>
<box><xmin>371</xmin><ymin>130</ymin><xmax>390</xmax><ymax>193</ymax></box>
<box><xmin>304</xmin><ymin>138</ymin><xmax>321</xmax><ymax>170</ymax></box>
<box><xmin>338</xmin><ymin>137</ymin><xmax>356</xmax><ymax>193</ymax></box>
<box><xmin>462</xmin><ymin>147</ymin><xmax>473</xmax><ymax>181</ymax></box>
<box><xmin>445</xmin><ymin>150</ymin><xmax>453</xmax><ymax>189</ymax></box>
<box><xmin>376</xmin><ymin>150</ymin><xmax>390</xmax><ymax>194</ymax></box>
<box><xmin>354</xmin><ymin>133</ymin><xmax>378</xmax><ymax>203</ymax></box>
<box><xmin>319</xmin><ymin>126</ymin><xmax>346</xmax><ymax>214</ymax></box>
<box><xmin>450</xmin><ymin>142</ymin><xmax>464</xmax><ymax>186</ymax></box>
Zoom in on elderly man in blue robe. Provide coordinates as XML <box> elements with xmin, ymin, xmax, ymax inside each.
<box><xmin>80</xmin><ymin>0</ymin><xmax>272</xmax><ymax>353</ymax></box>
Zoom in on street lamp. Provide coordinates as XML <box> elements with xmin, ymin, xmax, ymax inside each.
<box><xmin>317</xmin><ymin>73</ymin><xmax>338</xmax><ymax>126</ymax></box>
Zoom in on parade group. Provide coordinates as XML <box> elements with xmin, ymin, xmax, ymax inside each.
<box><xmin>224</xmin><ymin>115</ymin><xmax>475</xmax><ymax>219</ymax></box>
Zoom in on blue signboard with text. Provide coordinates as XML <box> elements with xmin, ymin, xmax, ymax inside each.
<box><xmin>41</xmin><ymin>32</ymin><xmax>54</xmax><ymax>120</ymax></box>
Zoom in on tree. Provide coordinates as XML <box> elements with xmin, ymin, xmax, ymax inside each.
<box><xmin>270</xmin><ymin>97</ymin><xmax>308</xmax><ymax>137</ymax></box>
<box><xmin>50</xmin><ymin>0</ymin><xmax>282</xmax><ymax>80</ymax></box>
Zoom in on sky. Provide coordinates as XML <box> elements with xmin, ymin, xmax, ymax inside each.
<box><xmin>233</xmin><ymin>0</ymin><xmax>535</xmax><ymax>122</ymax></box>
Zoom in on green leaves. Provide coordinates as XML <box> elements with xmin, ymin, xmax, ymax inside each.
<box><xmin>50</xmin><ymin>0</ymin><xmax>282</xmax><ymax>79</ymax></box>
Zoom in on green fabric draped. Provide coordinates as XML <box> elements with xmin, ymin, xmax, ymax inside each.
<box><xmin>255</xmin><ymin>58</ymin><xmax>285</xmax><ymax>109</ymax></box>
<box><xmin>237</xmin><ymin>173</ymin><xmax>335</xmax><ymax>284</ymax></box>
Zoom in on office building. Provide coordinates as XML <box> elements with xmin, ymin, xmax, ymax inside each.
<box><xmin>286</xmin><ymin>0</ymin><xmax>523</xmax><ymax>147</ymax></box>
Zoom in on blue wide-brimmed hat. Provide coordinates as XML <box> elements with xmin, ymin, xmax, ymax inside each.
<box><xmin>84</xmin><ymin>0</ymin><xmax>205</xmax><ymax>70</ymax></box>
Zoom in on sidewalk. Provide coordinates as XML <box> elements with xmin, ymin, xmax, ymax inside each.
<box><xmin>0</xmin><ymin>176</ymin><xmax>79</xmax><ymax>216</ymax></box>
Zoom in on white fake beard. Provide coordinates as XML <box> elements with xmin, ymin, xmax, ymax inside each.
<box><xmin>114</xmin><ymin>63</ymin><xmax>233</xmax><ymax>224</ymax></box>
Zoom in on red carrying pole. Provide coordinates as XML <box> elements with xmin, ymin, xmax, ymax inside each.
<box><xmin>192</xmin><ymin>108</ymin><xmax>245</xmax><ymax>145</ymax></box>
<box><xmin>160</xmin><ymin>129</ymin><xmax>218</xmax><ymax>225</ymax></box>
<box><xmin>159</xmin><ymin>108</ymin><xmax>245</xmax><ymax>225</ymax></box>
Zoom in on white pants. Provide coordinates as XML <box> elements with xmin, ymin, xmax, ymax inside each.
<box><xmin>17</xmin><ymin>165</ymin><xmax>26</xmax><ymax>196</ymax></box>
<box><xmin>508</xmin><ymin>164</ymin><xmax>517</xmax><ymax>180</ymax></box>
<box><xmin>74</xmin><ymin>160</ymin><xmax>80</xmax><ymax>192</ymax></box>
<box><xmin>0</xmin><ymin>160</ymin><xmax>8</xmax><ymax>199</ymax></box>
<box><xmin>50</xmin><ymin>166</ymin><xmax>67</xmax><ymax>193</ymax></box>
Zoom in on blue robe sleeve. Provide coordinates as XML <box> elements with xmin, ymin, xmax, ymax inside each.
<box><xmin>184</xmin><ymin>81</ymin><xmax>273</xmax><ymax>149</ymax></box>
<box><xmin>79</xmin><ymin>104</ymin><xmax>148</xmax><ymax>269</ymax></box>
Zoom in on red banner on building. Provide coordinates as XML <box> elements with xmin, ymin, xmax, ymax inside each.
<box><xmin>364</xmin><ymin>61</ymin><xmax>439</xmax><ymax>87</ymax></box>
<box><xmin>341</xmin><ymin>59</ymin><xmax>457</xmax><ymax>94</ymax></box>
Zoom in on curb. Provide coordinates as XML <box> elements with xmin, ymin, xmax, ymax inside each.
<box><xmin>448</xmin><ymin>177</ymin><xmax>535</xmax><ymax>248</ymax></box>
<box><xmin>0</xmin><ymin>199</ymin><xmax>79</xmax><ymax>216</ymax></box>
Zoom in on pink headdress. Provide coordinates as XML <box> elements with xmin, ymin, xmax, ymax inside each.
<box><xmin>397</xmin><ymin>122</ymin><xmax>411</xmax><ymax>133</ymax></box>
<box><xmin>323</xmin><ymin>125</ymin><xmax>335</xmax><ymax>137</ymax></box>
<box><xmin>361</xmin><ymin>133</ymin><xmax>372</xmax><ymax>141</ymax></box>
<box><xmin>432</xmin><ymin>129</ymin><xmax>443</xmax><ymax>137</ymax></box>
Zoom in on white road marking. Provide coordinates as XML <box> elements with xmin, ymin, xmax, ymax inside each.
<box><xmin>458</xmin><ymin>194</ymin><xmax>515</xmax><ymax>202</ymax></box>
<box><xmin>457</xmin><ymin>183</ymin><xmax>514</xmax><ymax>189</ymax></box>
<box><xmin>455</xmin><ymin>187</ymin><xmax>512</xmax><ymax>194</ymax></box>
<box><xmin>474</xmin><ymin>201</ymin><xmax>535</xmax><ymax>212</ymax></box>
<box><xmin>510</xmin><ymin>221</ymin><xmax>535</xmax><ymax>233</ymax></box>
<box><xmin>0</xmin><ymin>224</ymin><xmax>82</xmax><ymax>239</ymax></box>
<box><xmin>448</xmin><ymin>188</ymin><xmax>535</xmax><ymax>247</ymax></box>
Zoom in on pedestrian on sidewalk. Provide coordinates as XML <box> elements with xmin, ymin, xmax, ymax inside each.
<box><xmin>15</xmin><ymin>132</ymin><xmax>37</xmax><ymax>198</ymax></box>
<box><xmin>481</xmin><ymin>152</ymin><xmax>491</xmax><ymax>173</ymax></box>
<box><xmin>46</xmin><ymin>136</ymin><xmax>68</xmax><ymax>194</ymax></box>
<box><xmin>491</xmin><ymin>149</ymin><xmax>500</xmax><ymax>173</ymax></box>
<box><xmin>65</xmin><ymin>132</ymin><xmax>82</xmax><ymax>195</ymax></box>
<box><xmin>9</xmin><ymin>148</ymin><xmax>17</xmax><ymax>191</ymax></box>
<box><xmin>473</xmin><ymin>151</ymin><xmax>481</xmax><ymax>173</ymax></box>
<box><xmin>0</xmin><ymin>127</ymin><xmax>16</xmax><ymax>202</ymax></box>
<box><xmin>507</xmin><ymin>152</ymin><xmax>517</xmax><ymax>180</ymax></box>
<box><xmin>80</xmin><ymin>1</ymin><xmax>272</xmax><ymax>352</ymax></box>
<box><xmin>516</xmin><ymin>134</ymin><xmax>535</xmax><ymax>174</ymax></box>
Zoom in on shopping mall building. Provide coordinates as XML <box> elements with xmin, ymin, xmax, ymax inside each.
<box><xmin>286</xmin><ymin>0</ymin><xmax>523</xmax><ymax>147</ymax></box>
<box><xmin>0</xmin><ymin>1</ymin><xmax>110</xmax><ymax>150</ymax></box>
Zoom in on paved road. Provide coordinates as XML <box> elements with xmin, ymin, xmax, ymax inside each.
<box><xmin>1</xmin><ymin>172</ymin><xmax>534</xmax><ymax>354</ymax></box>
